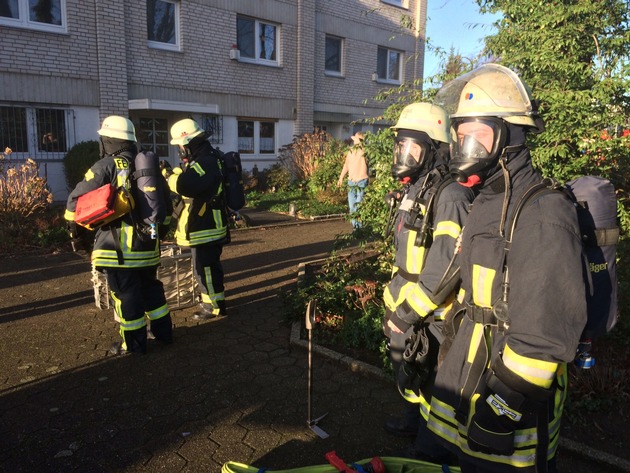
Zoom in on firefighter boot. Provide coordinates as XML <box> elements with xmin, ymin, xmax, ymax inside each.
<box><xmin>384</xmin><ymin>403</ymin><xmax>420</xmax><ymax>438</ymax></box>
<box><xmin>192</xmin><ymin>301</ymin><xmax>227</xmax><ymax>320</ymax></box>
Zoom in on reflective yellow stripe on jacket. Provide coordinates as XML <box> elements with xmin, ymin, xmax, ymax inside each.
<box><xmin>503</xmin><ymin>344</ymin><xmax>558</xmax><ymax>388</ymax></box>
<box><xmin>428</xmin><ymin>391</ymin><xmax>563</xmax><ymax>468</ymax></box>
<box><xmin>92</xmin><ymin>222</ymin><xmax>160</xmax><ymax>268</ymax></box>
<box><xmin>471</xmin><ymin>264</ymin><xmax>496</xmax><ymax>308</ymax></box>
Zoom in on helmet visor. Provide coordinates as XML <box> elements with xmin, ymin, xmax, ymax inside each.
<box><xmin>434</xmin><ymin>63</ymin><xmax>534</xmax><ymax>118</ymax></box>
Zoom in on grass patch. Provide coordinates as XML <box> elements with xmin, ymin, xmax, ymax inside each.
<box><xmin>245</xmin><ymin>188</ymin><xmax>346</xmax><ymax>218</ymax></box>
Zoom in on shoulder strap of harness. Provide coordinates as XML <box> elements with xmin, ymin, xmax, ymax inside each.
<box><xmin>412</xmin><ymin>166</ymin><xmax>454</xmax><ymax>248</ymax></box>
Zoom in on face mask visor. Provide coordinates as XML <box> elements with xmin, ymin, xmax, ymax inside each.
<box><xmin>449</xmin><ymin>117</ymin><xmax>507</xmax><ymax>185</ymax></box>
<box><xmin>393</xmin><ymin>135</ymin><xmax>432</xmax><ymax>170</ymax></box>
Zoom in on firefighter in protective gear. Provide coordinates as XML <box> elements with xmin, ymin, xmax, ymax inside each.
<box><xmin>382</xmin><ymin>103</ymin><xmax>475</xmax><ymax>462</ymax></box>
<box><xmin>167</xmin><ymin>118</ymin><xmax>228</xmax><ymax>320</ymax></box>
<box><xmin>427</xmin><ymin>64</ymin><xmax>587</xmax><ymax>472</ymax></box>
<box><xmin>64</xmin><ymin>115</ymin><xmax>173</xmax><ymax>355</ymax></box>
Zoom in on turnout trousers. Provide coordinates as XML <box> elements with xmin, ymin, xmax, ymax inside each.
<box><xmin>191</xmin><ymin>243</ymin><xmax>225</xmax><ymax>314</ymax></box>
<box><xmin>105</xmin><ymin>267</ymin><xmax>173</xmax><ymax>353</ymax></box>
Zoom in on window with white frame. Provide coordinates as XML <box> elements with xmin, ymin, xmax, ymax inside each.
<box><xmin>238</xmin><ymin>120</ymin><xmax>275</xmax><ymax>154</ymax></box>
<box><xmin>0</xmin><ymin>105</ymin><xmax>70</xmax><ymax>158</ymax></box>
<box><xmin>380</xmin><ymin>0</ymin><xmax>407</xmax><ymax>8</ymax></box>
<box><xmin>237</xmin><ymin>16</ymin><xmax>279</xmax><ymax>65</ymax></box>
<box><xmin>135</xmin><ymin>118</ymin><xmax>169</xmax><ymax>157</ymax></box>
<box><xmin>0</xmin><ymin>0</ymin><xmax>66</xmax><ymax>32</ymax></box>
<box><xmin>325</xmin><ymin>35</ymin><xmax>343</xmax><ymax>75</ymax></box>
<box><xmin>147</xmin><ymin>0</ymin><xmax>180</xmax><ymax>51</ymax></box>
<box><xmin>376</xmin><ymin>46</ymin><xmax>402</xmax><ymax>83</ymax></box>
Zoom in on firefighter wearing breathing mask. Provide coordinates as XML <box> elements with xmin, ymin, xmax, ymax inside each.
<box><xmin>382</xmin><ymin>103</ymin><xmax>475</xmax><ymax>463</ymax></box>
<box><xmin>426</xmin><ymin>64</ymin><xmax>587</xmax><ymax>473</ymax></box>
<box><xmin>166</xmin><ymin>118</ymin><xmax>228</xmax><ymax>320</ymax></box>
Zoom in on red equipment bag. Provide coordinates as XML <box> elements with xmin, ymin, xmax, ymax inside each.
<box><xmin>75</xmin><ymin>184</ymin><xmax>131</xmax><ymax>230</ymax></box>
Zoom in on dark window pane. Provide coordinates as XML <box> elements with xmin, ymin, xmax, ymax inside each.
<box><xmin>136</xmin><ymin>117</ymin><xmax>169</xmax><ymax>154</ymax></box>
<box><xmin>237</xmin><ymin>17</ymin><xmax>254</xmax><ymax>58</ymax></box>
<box><xmin>29</xmin><ymin>0</ymin><xmax>62</xmax><ymax>25</ymax></box>
<box><xmin>0</xmin><ymin>0</ymin><xmax>19</xmax><ymax>19</ymax></box>
<box><xmin>238</xmin><ymin>121</ymin><xmax>254</xmax><ymax>154</ymax></box>
<box><xmin>325</xmin><ymin>37</ymin><xmax>341</xmax><ymax>72</ymax></box>
<box><xmin>377</xmin><ymin>47</ymin><xmax>387</xmax><ymax>79</ymax></box>
<box><xmin>155</xmin><ymin>144</ymin><xmax>169</xmax><ymax>158</ymax></box>
<box><xmin>37</xmin><ymin>108</ymin><xmax>66</xmax><ymax>152</ymax></box>
<box><xmin>0</xmin><ymin>106</ymin><xmax>28</xmax><ymax>153</ymax></box>
<box><xmin>147</xmin><ymin>0</ymin><xmax>175</xmax><ymax>44</ymax></box>
<box><xmin>202</xmin><ymin>115</ymin><xmax>223</xmax><ymax>144</ymax></box>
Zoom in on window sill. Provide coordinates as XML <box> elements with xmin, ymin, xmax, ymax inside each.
<box><xmin>237</xmin><ymin>57</ymin><xmax>282</xmax><ymax>68</ymax></box>
<box><xmin>324</xmin><ymin>71</ymin><xmax>344</xmax><ymax>78</ymax></box>
<box><xmin>0</xmin><ymin>19</ymin><xmax>68</xmax><ymax>34</ymax></box>
<box><xmin>374</xmin><ymin>78</ymin><xmax>402</xmax><ymax>86</ymax></box>
<box><xmin>147</xmin><ymin>41</ymin><xmax>181</xmax><ymax>52</ymax></box>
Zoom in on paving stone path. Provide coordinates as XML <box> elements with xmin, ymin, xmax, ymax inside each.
<box><xmin>0</xmin><ymin>215</ymin><xmax>622</xmax><ymax>472</ymax></box>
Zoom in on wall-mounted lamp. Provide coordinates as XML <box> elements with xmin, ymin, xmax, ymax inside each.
<box><xmin>371</xmin><ymin>72</ymin><xmax>378</xmax><ymax>82</ymax></box>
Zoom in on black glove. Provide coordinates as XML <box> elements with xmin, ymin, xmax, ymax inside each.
<box><xmin>66</xmin><ymin>221</ymin><xmax>85</xmax><ymax>252</ymax></box>
<box><xmin>158</xmin><ymin>222</ymin><xmax>170</xmax><ymax>240</ymax></box>
<box><xmin>384</xmin><ymin>190</ymin><xmax>403</xmax><ymax>206</ymax></box>
<box><xmin>160</xmin><ymin>160</ymin><xmax>173</xmax><ymax>178</ymax></box>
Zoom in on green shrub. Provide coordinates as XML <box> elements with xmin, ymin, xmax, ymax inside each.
<box><xmin>63</xmin><ymin>140</ymin><xmax>100</xmax><ymax>190</ymax></box>
<box><xmin>281</xmin><ymin>250</ymin><xmax>393</xmax><ymax>367</ymax></box>
<box><xmin>263</xmin><ymin>163</ymin><xmax>293</xmax><ymax>191</ymax></box>
<box><xmin>353</xmin><ymin>129</ymin><xmax>398</xmax><ymax>236</ymax></box>
<box><xmin>308</xmin><ymin>138</ymin><xmax>346</xmax><ymax>194</ymax></box>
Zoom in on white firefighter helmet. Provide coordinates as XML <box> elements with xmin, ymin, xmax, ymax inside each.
<box><xmin>434</xmin><ymin>63</ymin><xmax>543</xmax><ymax>132</ymax></box>
<box><xmin>390</xmin><ymin>103</ymin><xmax>450</xmax><ymax>181</ymax></box>
<box><xmin>170</xmin><ymin>118</ymin><xmax>205</xmax><ymax>146</ymax></box>
<box><xmin>392</xmin><ymin>102</ymin><xmax>450</xmax><ymax>144</ymax></box>
<box><xmin>97</xmin><ymin>116</ymin><xmax>136</xmax><ymax>141</ymax></box>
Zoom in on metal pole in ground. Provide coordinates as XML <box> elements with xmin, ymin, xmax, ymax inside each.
<box><xmin>305</xmin><ymin>299</ymin><xmax>329</xmax><ymax>439</ymax></box>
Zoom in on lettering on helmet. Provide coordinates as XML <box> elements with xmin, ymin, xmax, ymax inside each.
<box><xmin>590</xmin><ymin>262</ymin><xmax>608</xmax><ymax>273</ymax></box>
<box><xmin>465</xmin><ymin>93</ymin><xmax>474</xmax><ymax>101</ymax></box>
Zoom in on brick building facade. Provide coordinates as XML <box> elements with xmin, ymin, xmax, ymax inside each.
<box><xmin>0</xmin><ymin>0</ymin><xmax>426</xmax><ymax>201</ymax></box>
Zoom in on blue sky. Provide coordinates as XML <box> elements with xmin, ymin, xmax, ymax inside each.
<box><xmin>423</xmin><ymin>0</ymin><xmax>502</xmax><ymax>77</ymax></box>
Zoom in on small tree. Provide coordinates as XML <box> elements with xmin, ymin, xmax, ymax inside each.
<box><xmin>477</xmin><ymin>0</ymin><xmax>630</xmax><ymax>227</ymax></box>
<box><xmin>0</xmin><ymin>149</ymin><xmax>53</xmax><ymax>223</ymax></box>
<box><xmin>277</xmin><ymin>130</ymin><xmax>333</xmax><ymax>182</ymax></box>
<box><xmin>63</xmin><ymin>140</ymin><xmax>100</xmax><ymax>190</ymax></box>
<box><xmin>307</xmin><ymin>137</ymin><xmax>347</xmax><ymax>204</ymax></box>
